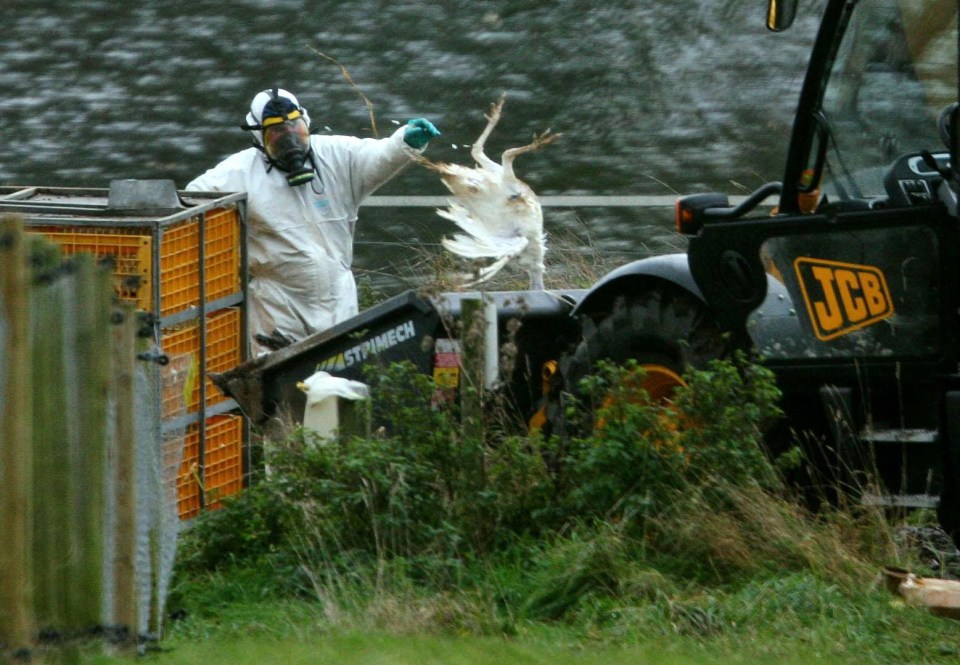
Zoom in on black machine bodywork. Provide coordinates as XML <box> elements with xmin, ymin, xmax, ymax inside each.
<box><xmin>215</xmin><ymin>288</ymin><xmax>586</xmax><ymax>432</ymax></box>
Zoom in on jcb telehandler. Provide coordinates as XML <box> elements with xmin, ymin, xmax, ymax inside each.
<box><xmin>576</xmin><ymin>0</ymin><xmax>960</xmax><ymax>536</ymax></box>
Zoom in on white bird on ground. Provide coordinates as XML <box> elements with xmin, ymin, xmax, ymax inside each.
<box><xmin>422</xmin><ymin>94</ymin><xmax>559</xmax><ymax>290</ymax></box>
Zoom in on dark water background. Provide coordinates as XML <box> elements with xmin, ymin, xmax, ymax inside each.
<box><xmin>1</xmin><ymin>0</ymin><xmax>822</xmax><ymax>290</ymax></box>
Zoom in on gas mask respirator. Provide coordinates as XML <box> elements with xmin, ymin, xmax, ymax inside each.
<box><xmin>262</xmin><ymin>116</ymin><xmax>315</xmax><ymax>186</ymax></box>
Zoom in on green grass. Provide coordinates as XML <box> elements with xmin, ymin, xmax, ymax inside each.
<box><xmin>137</xmin><ymin>550</ymin><xmax>957</xmax><ymax>665</ymax></box>
<box><xmin>120</xmin><ymin>631</ymin><xmax>813</xmax><ymax>665</ymax></box>
<box><xmin>55</xmin><ymin>581</ymin><xmax>960</xmax><ymax>665</ymax></box>
<box><xmin>29</xmin><ymin>358</ymin><xmax>960</xmax><ymax>664</ymax></box>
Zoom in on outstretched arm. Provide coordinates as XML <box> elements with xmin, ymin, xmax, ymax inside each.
<box><xmin>348</xmin><ymin>119</ymin><xmax>440</xmax><ymax>202</ymax></box>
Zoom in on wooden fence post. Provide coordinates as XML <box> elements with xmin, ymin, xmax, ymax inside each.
<box><xmin>111</xmin><ymin>305</ymin><xmax>138</xmax><ymax>646</ymax></box>
<box><xmin>29</xmin><ymin>236</ymin><xmax>70</xmax><ymax>633</ymax></box>
<box><xmin>65</xmin><ymin>254</ymin><xmax>111</xmax><ymax>630</ymax></box>
<box><xmin>459</xmin><ymin>297</ymin><xmax>485</xmax><ymax>441</ymax></box>
<box><xmin>0</xmin><ymin>216</ymin><xmax>35</xmax><ymax>649</ymax></box>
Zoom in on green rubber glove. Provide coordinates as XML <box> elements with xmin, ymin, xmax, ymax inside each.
<box><xmin>404</xmin><ymin>118</ymin><xmax>441</xmax><ymax>149</ymax></box>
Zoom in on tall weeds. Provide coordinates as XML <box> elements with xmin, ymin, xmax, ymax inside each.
<box><xmin>173</xmin><ymin>355</ymin><xmax>933</xmax><ymax>641</ymax></box>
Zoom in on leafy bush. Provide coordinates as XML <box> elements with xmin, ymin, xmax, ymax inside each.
<box><xmin>557</xmin><ymin>354</ymin><xmax>782</xmax><ymax>527</ymax></box>
<box><xmin>177</xmin><ymin>356</ymin><xmax>783</xmax><ymax>571</ymax></box>
<box><xmin>175</xmin><ymin>467</ymin><xmax>303</xmax><ymax>579</ymax></box>
<box><xmin>177</xmin><ymin>361</ymin><xmax>560</xmax><ymax>589</ymax></box>
<box><xmin>174</xmin><ymin>354</ymin><xmax>908</xmax><ymax>633</ymax></box>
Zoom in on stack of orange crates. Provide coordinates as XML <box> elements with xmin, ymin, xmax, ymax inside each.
<box><xmin>33</xmin><ymin>206</ymin><xmax>241</xmax><ymax>316</ymax></box>
<box><xmin>16</xmin><ymin>185</ymin><xmax>249</xmax><ymax>520</ymax></box>
<box><xmin>168</xmin><ymin>414</ymin><xmax>246</xmax><ymax>520</ymax></box>
<box><xmin>161</xmin><ymin>307</ymin><xmax>243</xmax><ymax>417</ymax></box>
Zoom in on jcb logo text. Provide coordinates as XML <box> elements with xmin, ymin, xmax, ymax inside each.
<box><xmin>794</xmin><ymin>257</ymin><xmax>893</xmax><ymax>341</ymax></box>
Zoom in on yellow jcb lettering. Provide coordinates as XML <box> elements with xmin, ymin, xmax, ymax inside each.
<box><xmin>811</xmin><ymin>266</ymin><xmax>844</xmax><ymax>332</ymax></box>
<box><xmin>835</xmin><ymin>269</ymin><xmax>867</xmax><ymax>323</ymax></box>
<box><xmin>859</xmin><ymin>272</ymin><xmax>888</xmax><ymax>316</ymax></box>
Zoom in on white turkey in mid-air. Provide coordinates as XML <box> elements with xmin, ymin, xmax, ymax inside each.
<box><xmin>423</xmin><ymin>94</ymin><xmax>559</xmax><ymax>290</ymax></box>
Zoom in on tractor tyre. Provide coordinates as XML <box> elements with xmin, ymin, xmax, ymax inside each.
<box><xmin>546</xmin><ymin>284</ymin><xmax>737</xmax><ymax>438</ymax></box>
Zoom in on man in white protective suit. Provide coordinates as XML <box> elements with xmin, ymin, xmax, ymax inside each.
<box><xmin>186</xmin><ymin>86</ymin><xmax>440</xmax><ymax>354</ymax></box>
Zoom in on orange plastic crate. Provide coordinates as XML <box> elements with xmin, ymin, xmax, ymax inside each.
<box><xmin>163</xmin><ymin>428</ymin><xmax>200</xmax><ymax>521</ymax></box>
<box><xmin>30</xmin><ymin>206</ymin><xmax>241</xmax><ymax>316</ymax></box>
<box><xmin>158</xmin><ymin>207</ymin><xmax>241</xmax><ymax>315</ymax></box>
<box><xmin>165</xmin><ymin>414</ymin><xmax>246</xmax><ymax>520</ymax></box>
<box><xmin>160</xmin><ymin>352</ymin><xmax>197</xmax><ymax>419</ymax></box>
<box><xmin>30</xmin><ymin>231</ymin><xmax>154</xmax><ymax>304</ymax></box>
<box><xmin>202</xmin><ymin>415</ymin><xmax>246</xmax><ymax>511</ymax></box>
<box><xmin>160</xmin><ymin>308</ymin><xmax>242</xmax><ymax>417</ymax></box>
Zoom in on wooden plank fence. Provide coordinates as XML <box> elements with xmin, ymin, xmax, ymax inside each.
<box><xmin>0</xmin><ymin>215</ymin><xmax>166</xmax><ymax>657</ymax></box>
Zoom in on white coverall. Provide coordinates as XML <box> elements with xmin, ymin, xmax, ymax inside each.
<box><xmin>186</xmin><ymin>126</ymin><xmax>420</xmax><ymax>350</ymax></box>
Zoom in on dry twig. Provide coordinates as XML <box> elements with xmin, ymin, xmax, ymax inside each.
<box><xmin>308</xmin><ymin>46</ymin><xmax>379</xmax><ymax>137</ymax></box>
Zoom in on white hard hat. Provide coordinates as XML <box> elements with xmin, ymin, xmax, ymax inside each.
<box><xmin>242</xmin><ymin>87</ymin><xmax>312</xmax><ymax>141</ymax></box>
